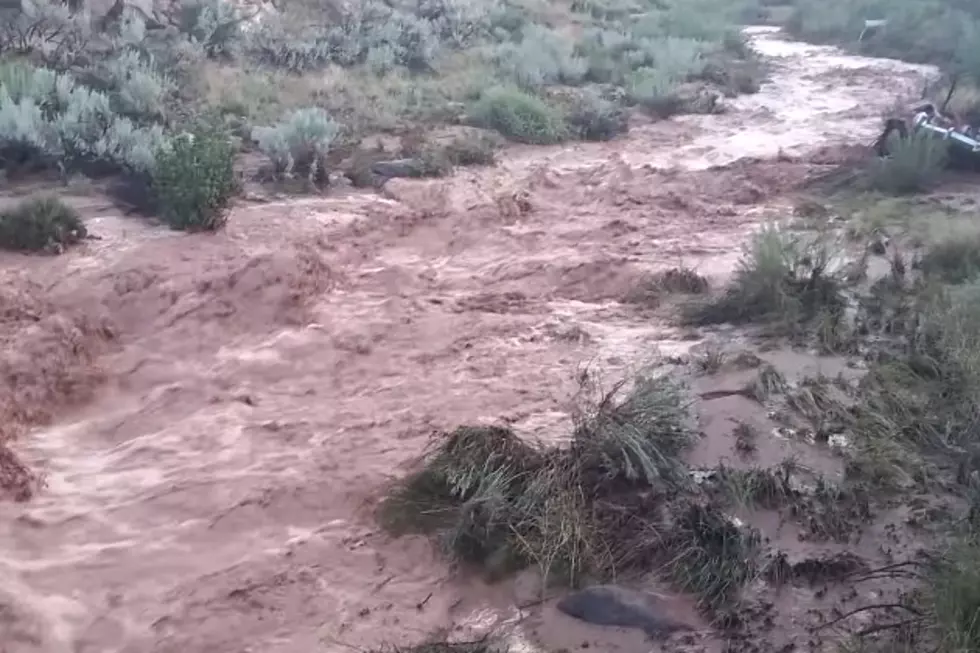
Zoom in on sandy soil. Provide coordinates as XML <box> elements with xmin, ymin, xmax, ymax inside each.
<box><xmin>0</xmin><ymin>27</ymin><xmax>937</xmax><ymax>653</ymax></box>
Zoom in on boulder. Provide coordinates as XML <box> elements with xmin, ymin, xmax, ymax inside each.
<box><xmin>555</xmin><ymin>585</ymin><xmax>697</xmax><ymax>639</ymax></box>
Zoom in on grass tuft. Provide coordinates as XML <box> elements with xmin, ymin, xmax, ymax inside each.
<box><xmin>0</xmin><ymin>196</ymin><xmax>87</xmax><ymax>252</ymax></box>
<box><xmin>869</xmin><ymin>131</ymin><xmax>949</xmax><ymax>195</ymax></box>
<box><xmin>685</xmin><ymin>225</ymin><xmax>848</xmax><ymax>329</ymax></box>
<box><xmin>377</xmin><ymin>370</ymin><xmax>767</xmax><ymax>608</ymax></box>
<box><xmin>919</xmin><ymin>227</ymin><xmax>980</xmax><ymax>284</ymax></box>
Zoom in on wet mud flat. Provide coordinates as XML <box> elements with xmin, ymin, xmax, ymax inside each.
<box><xmin>0</xmin><ymin>26</ymin><xmax>945</xmax><ymax>653</ymax></box>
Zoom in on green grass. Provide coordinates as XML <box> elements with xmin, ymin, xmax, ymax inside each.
<box><xmin>783</xmin><ymin>0</ymin><xmax>980</xmax><ymax>72</ymax></box>
<box><xmin>869</xmin><ymin>132</ymin><xmax>949</xmax><ymax>196</ymax></box>
<box><xmin>919</xmin><ymin>225</ymin><xmax>980</xmax><ymax>284</ymax></box>
<box><xmin>378</xmin><ymin>371</ymin><xmax>765</xmax><ymax>611</ymax></box>
<box><xmin>684</xmin><ymin>224</ymin><xmax>849</xmax><ymax>330</ymax></box>
<box><xmin>931</xmin><ymin>540</ymin><xmax>980</xmax><ymax>653</ymax></box>
<box><xmin>468</xmin><ymin>86</ymin><xmax>569</xmax><ymax>145</ymax></box>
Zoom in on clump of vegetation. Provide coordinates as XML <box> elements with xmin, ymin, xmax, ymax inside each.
<box><xmin>0</xmin><ymin>195</ymin><xmax>86</xmax><ymax>252</ymax></box>
<box><xmin>743</xmin><ymin>364</ymin><xmax>787</xmax><ymax>403</ymax></box>
<box><xmin>869</xmin><ymin>131</ymin><xmax>949</xmax><ymax>195</ymax></box>
<box><xmin>379</xmin><ymin>371</ymin><xmax>766</xmax><ymax>605</ymax></box>
<box><xmin>685</xmin><ymin>225</ymin><xmax>848</xmax><ymax>329</ymax></box>
<box><xmin>565</xmin><ymin>89</ymin><xmax>629</xmax><ymax>141</ymax></box>
<box><xmin>784</xmin><ymin>0</ymin><xmax>980</xmax><ymax>70</ymax></box>
<box><xmin>468</xmin><ymin>86</ymin><xmax>568</xmax><ymax>145</ymax></box>
<box><xmin>918</xmin><ymin>227</ymin><xmax>980</xmax><ymax>284</ymax></box>
<box><xmin>660</xmin><ymin>502</ymin><xmax>761</xmax><ymax>610</ymax></box>
<box><xmin>624</xmin><ymin>266</ymin><xmax>710</xmax><ymax>307</ymax></box>
<box><xmin>442</xmin><ymin>131</ymin><xmax>501</xmax><ymax>166</ymax></box>
<box><xmin>252</xmin><ymin>107</ymin><xmax>339</xmax><ymax>183</ymax></box>
<box><xmin>152</xmin><ymin>130</ymin><xmax>237</xmax><ymax>231</ymax></box>
<box><xmin>929</xmin><ymin>539</ymin><xmax>980</xmax><ymax>652</ymax></box>
<box><xmin>628</xmin><ymin>67</ymin><xmax>683</xmax><ymax>117</ymax></box>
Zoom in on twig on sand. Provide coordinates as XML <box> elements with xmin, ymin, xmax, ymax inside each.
<box><xmin>846</xmin><ymin>560</ymin><xmax>924</xmax><ymax>583</ymax></box>
<box><xmin>855</xmin><ymin>617</ymin><xmax>926</xmax><ymax>638</ymax></box>
<box><xmin>811</xmin><ymin>603</ymin><xmax>923</xmax><ymax>633</ymax></box>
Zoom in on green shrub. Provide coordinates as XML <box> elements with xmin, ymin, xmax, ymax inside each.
<box><xmin>491</xmin><ymin>25</ymin><xmax>588</xmax><ymax>89</ymax></box>
<box><xmin>178</xmin><ymin>0</ymin><xmax>245</xmax><ymax>59</ymax></box>
<box><xmin>920</xmin><ymin>228</ymin><xmax>980</xmax><ymax>284</ymax></box>
<box><xmin>631</xmin><ymin>36</ymin><xmax>708</xmax><ymax>80</ymax></box>
<box><xmin>252</xmin><ymin>107</ymin><xmax>339</xmax><ymax>183</ymax></box>
<box><xmin>687</xmin><ymin>225</ymin><xmax>847</xmax><ymax>327</ymax></box>
<box><xmin>248</xmin><ymin>3</ymin><xmax>447</xmax><ymax>73</ymax></box>
<box><xmin>0</xmin><ymin>196</ymin><xmax>86</xmax><ymax>252</ymax></box>
<box><xmin>151</xmin><ymin>130</ymin><xmax>237</xmax><ymax>231</ymax></box>
<box><xmin>98</xmin><ymin>50</ymin><xmax>175</xmax><ymax>120</ymax></box>
<box><xmin>0</xmin><ymin>63</ymin><xmax>170</xmax><ymax>175</ymax></box>
<box><xmin>566</xmin><ymin>89</ymin><xmax>629</xmax><ymax>141</ymax></box>
<box><xmin>628</xmin><ymin>67</ymin><xmax>683</xmax><ymax>117</ymax></box>
<box><xmin>469</xmin><ymin>86</ymin><xmax>568</xmax><ymax>144</ymax></box>
<box><xmin>870</xmin><ymin>131</ymin><xmax>949</xmax><ymax>195</ymax></box>
<box><xmin>930</xmin><ymin>540</ymin><xmax>980</xmax><ymax>653</ymax></box>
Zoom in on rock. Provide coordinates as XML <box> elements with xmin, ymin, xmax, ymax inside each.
<box><xmin>555</xmin><ymin>585</ymin><xmax>697</xmax><ymax>639</ymax></box>
<box><xmin>370</xmin><ymin>158</ymin><xmax>426</xmax><ymax>180</ymax></box>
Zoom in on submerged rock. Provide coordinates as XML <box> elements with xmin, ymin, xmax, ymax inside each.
<box><xmin>555</xmin><ymin>585</ymin><xmax>697</xmax><ymax>639</ymax></box>
<box><xmin>370</xmin><ymin>159</ymin><xmax>428</xmax><ymax>180</ymax></box>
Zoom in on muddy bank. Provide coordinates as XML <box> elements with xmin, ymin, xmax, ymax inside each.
<box><xmin>0</xmin><ymin>27</ymin><xmax>935</xmax><ymax>653</ymax></box>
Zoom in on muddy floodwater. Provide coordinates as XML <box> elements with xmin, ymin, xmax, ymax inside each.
<box><xmin>0</xmin><ymin>27</ymin><xmax>936</xmax><ymax>653</ymax></box>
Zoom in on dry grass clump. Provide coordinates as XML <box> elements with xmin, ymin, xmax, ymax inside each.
<box><xmin>623</xmin><ymin>266</ymin><xmax>710</xmax><ymax>307</ymax></box>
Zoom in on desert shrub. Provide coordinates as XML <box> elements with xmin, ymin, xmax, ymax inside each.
<box><xmin>920</xmin><ymin>228</ymin><xmax>980</xmax><ymax>284</ymax></box>
<box><xmin>629</xmin><ymin>36</ymin><xmax>708</xmax><ymax>80</ymax></box>
<box><xmin>0</xmin><ymin>195</ymin><xmax>85</xmax><ymax>252</ymax></box>
<box><xmin>248</xmin><ymin>4</ymin><xmax>445</xmax><ymax>73</ymax></box>
<box><xmin>380</xmin><ymin>373</ymin><xmax>704</xmax><ymax>590</ymax></box>
<box><xmin>151</xmin><ymin>130</ymin><xmax>237</xmax><ymax>231</ymax></box>
<box><xmin>469</xmin><ymin>86</ymin><xmax>567</xmax><ymax>144</ymax></box>
<box><xmin>416</xmin><ymin>0</ymin><xmax>490</xmax><ymax>48</ymax></box>
<box><xmin>0</xmin><ymin>63</ymin><xmax>170</xmax><ymax>174</ymax></box>
<box><xmin>847</xmin><ymin>281</ymin><xmax>980</xmax><ymax>461</ymax></box>
<box><xmin>442</xmin><ymin>131</ymin><xmax>500</xmax><ymax>166</ymax></box>
<box><xmin>687</xmin><ymin>225</ymin><xmax>848</xmax><ymax>327</ymax></box>
<box><xmin>576</xmin><ymin>28</ymin><xmax>633</xmax><ymax>84</ymax></box>
<box><xmin>870</xmin><ymin>131</ymin><xmax>949</xmax><ymax>195</ymax></box>
<box><xmin>0</xmin><ymin>60</ymin><xmax>59</xmax><ymax>104</ymax></box>
<box><xmin>0</xmin><ymin>0</ymin><xmax>91</xmax><ymax>67</ymax></box>
<box><xmin>95</xmin><ymin>50</ymin><xmax>174</xmax><ymax>121</ymax></box>
<box><xmin>628</xmin><ymin>66</ymin><xmax>683</xmax><ymax>117</ymax></box>
<box><xmin>491</xmin><ymin>25</ymin><xmax>588</xmax><ymax>89</ymax></box>
<box><xmin>566</xmin><ymin>89</ymin><xmax>629</xmax><ymax>141</ymax></box>
<box><xmin>252</xmin><ymin>107</ymin><xmax>339</xmax><ymax>182</ymax></box>
<box><xmin>178</xmin><ymin>0</ymin><xmax>245</xmax><ymax>59</ymax></box>
<box><xmin>246</xmin><ymin>18</ymin><xmax>334</xmax><ymax>72</ymax></box>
